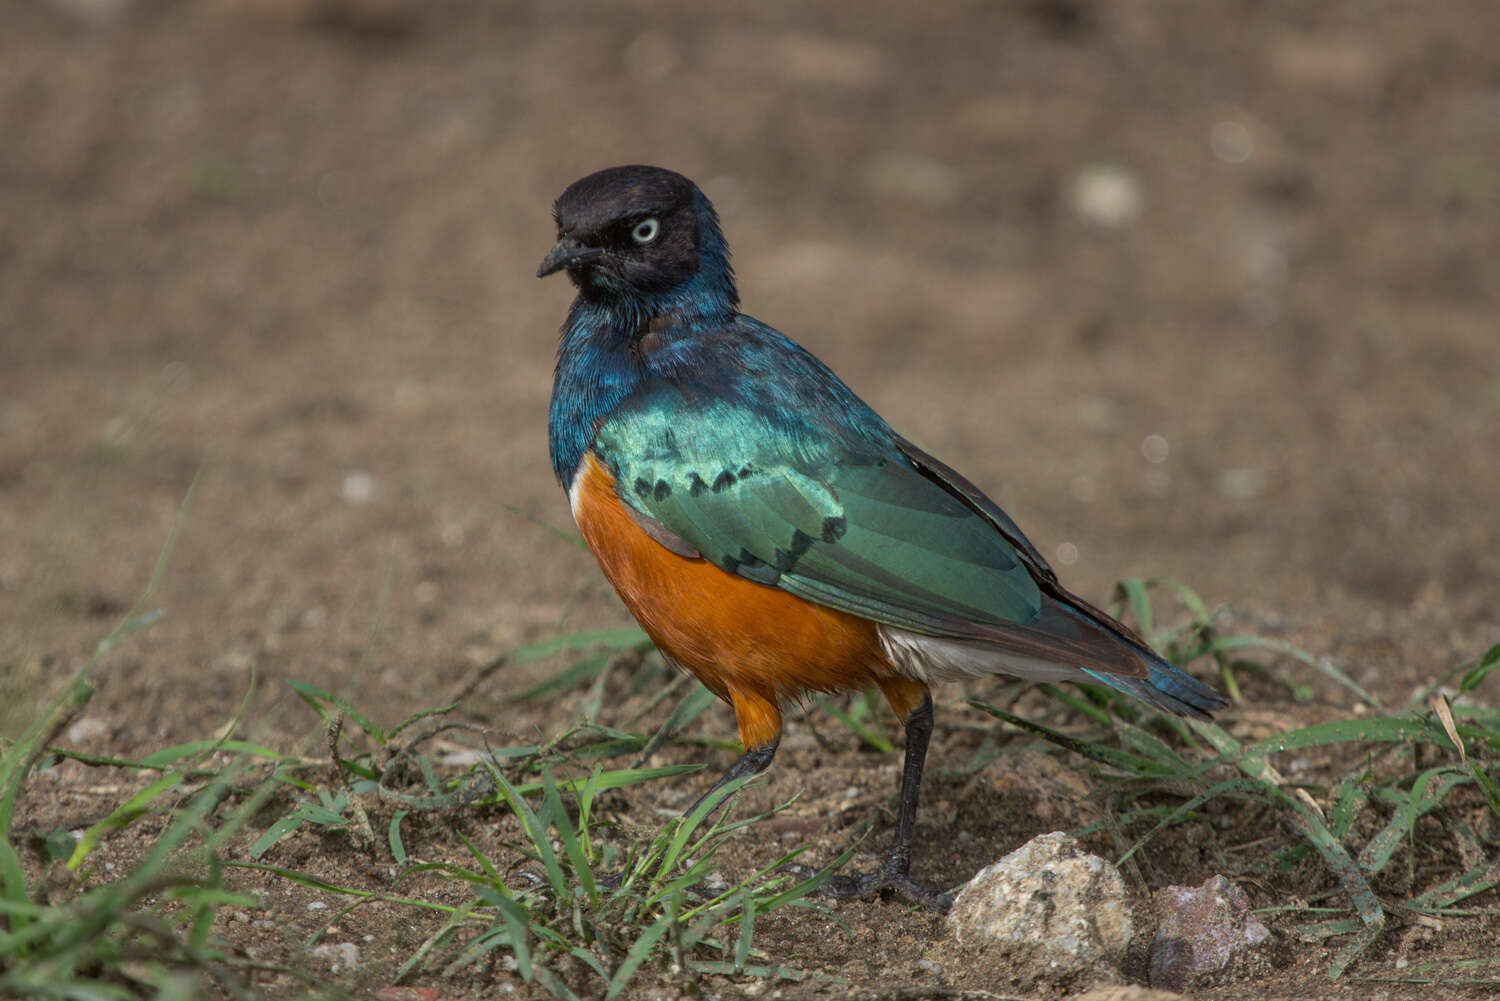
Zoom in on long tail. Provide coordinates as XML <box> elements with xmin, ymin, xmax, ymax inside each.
<box><xmin>1082</xmin><ymin>653</ymin><xmax>1227</xmax><ymax>719</ymax></box>
<box><xmin>1050</xmin><ymin>597</ymin><xmax>1228</xmax><ymax>720</ymax></box>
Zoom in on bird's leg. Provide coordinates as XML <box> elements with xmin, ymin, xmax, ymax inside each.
<box><xmin>684</xmin><ymin>740</ymin><xmax>778</xmax><ymax>819</ymax></box>
<box><xmin>815</xmin><ymin>694</ymin><xmax>953</xmax><ymax>911</ymax></box>
<box><xmin>596</xmin><ymin>740</ymin><xmax>779</xmax><ymax>894</ymax></box>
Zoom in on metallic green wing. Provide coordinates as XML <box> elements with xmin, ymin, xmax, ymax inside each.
<box><xmin>593</xmin><ymin>388</ymin><xmax>1042</xmax><ymax>640</ymax></box>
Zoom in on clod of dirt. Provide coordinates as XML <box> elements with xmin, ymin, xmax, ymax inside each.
<box><xmin>1149</xmin><ymin>874</ymin><xmax>1270</xmax><ymax>990</ymax></box>
<box><xmin>959</xmin><ymin>747</ymin><xmax>1103</xmax><ymax>830</ymax></box>
<box><xmin>940</xmin><ymin>831</ymin><xmax>1133</xmax><ymax>992</ymax></box>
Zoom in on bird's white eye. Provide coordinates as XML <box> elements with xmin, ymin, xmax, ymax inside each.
<box><xmin>632</xmin><ymin>218</ymin><xmax>660</xmax><ymax>244</ymax></box>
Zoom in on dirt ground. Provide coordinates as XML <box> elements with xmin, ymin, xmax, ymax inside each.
<box><xmin>4</xmin><ymin>0</ymin><xmax>1500</xmax><ymax>998</ymax></box>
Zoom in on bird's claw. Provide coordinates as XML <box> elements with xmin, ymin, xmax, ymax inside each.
<box><xmin>779</xmin><ymin>860</ymin><xmax>952</xmax><ymax>912</ymax></box>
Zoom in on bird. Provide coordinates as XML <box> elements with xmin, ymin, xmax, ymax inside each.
<box><xmin>538</xmin><ymin>164</ymin><xmax>1227</xmax><ymax>909</ymax></box>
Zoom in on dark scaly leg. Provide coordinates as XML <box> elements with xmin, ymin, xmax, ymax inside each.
<box><xmin>684</xmin><ymin>740</ymin><xmax>778</xmax><ymax>818</ymax></box>
<box><xmin>599</xmin><ymin>733</ymin><xmax>777</xmax><ymax>893</ymax></box>
<box><xmin>684</xmin><ymin>687</ymin><xmax>783</xmax><ymax>819</ymax></box>
<box><xmin>817</xmin><ymin>693</ymin><xmax>952</xmax><ymax>910</ymax></box>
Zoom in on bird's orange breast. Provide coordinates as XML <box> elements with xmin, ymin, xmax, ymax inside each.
<box><xmin>570</xmin><ymin>452</ymin><xmax>899</xmax><ymax>748</ymax></box>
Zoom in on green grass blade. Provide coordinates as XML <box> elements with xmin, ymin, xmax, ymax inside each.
<box><xmin>606</xmin><ymin>895</ymin><xmax>677</xmax><ymax>999</ymax></box>
<box><xmin>284</xmin><ymin>680</ymin><xmax>387</xmax><ymax>744</ymax></box>
<box><xmin>136</xmin><ymin>740</ymin><xmax>299</xmax><ymax>768</ymax></box>
<box><xmin>450</xmin><ymin>828</ymin><xmax>501</xmax><ymax>883</ymax></box>
<box><xmin>1459</xmin><ymin>643</ymin><xmax>1500</xmax><ymax>693</ymax></box>
<box><xmin>1223</xmin><ymin>716</ymin><xmax>1460</xmax><ymax>768</ymax></box>
<box><xmin>655</xmin><ymin>774</ymin><xmax>753</xmax><ymax>878</ymax></box>
<box><xmin>566</xmin><ymin>945</ymin><xmax>610</xmax><ymax>981</ymax></box>
<box><xmin>388</xmin><ymin>701</ymin><xmax>462</xmax><ymax>739</ymax></box>
<box><xmin>388</xmin><ymin>809</ymin><xmax>409</xmax><ymax>865</ymax></box>
<box><xmin>1208</xmin><ymin>635</ymin><xmax>1384</xmax><ymax>711</ymax></box>
<box><xmin>248</xmin><ymin>814</ymin><xmax>305</xmax><ymax>860</ymax></box>
<box><xmin>488</xmin><ymin>766</ymin><xmax>568</xmax><ymax>901</ymax></box>
<box><xmin>1036</xmin><ymin>682</ymin><xmax>1115</xmax><ymax>727</ymax></box>
<box><xmin>1357</xmin><ymin>767</ymin><xmax>1470</xmax><ymax>876</ymax></box>
<box><xmin>67</xmin><ymin>772</ymin><xmax>185</xmax><ymax>870</ymax></box>
<box><xmin>814</xmin><ymin>693</ymin><xmax>894</xmax><ymax>753</ymax></box>
<box><xmin>1408</xmin><ymin>857</ymin><xmax>1500</xmax><ymax>912</ymax></box>
<box><xmin>632</xmin><ymin>683</ymin><xmax>720</xmax><ymax>769</ymax></box>
<box><xmin>970</xmin><ymin>699</ymin><xmax>1176</xmax><ymax>777</ymax></box>
<box><xmin>511</xmin><ymin>628</ymin><xmax>651</xmax><ymax>665</ymax></box>
<box><xmin>0</xmin><ymin>838</ymin><xmax>31</xmax><ymax>947</ymax></box>
<box><xmin>1111</xmin><ymin>578</ymin><xmax>1156</xmax><ymax>637</ymax></box>
<box><xmin>511</xmin><ymin>763</ymin><xmax>702</xmax><ymax>799</ymax></box>
<box><xmin>522</xmin><ymin>652</ymin><xmax>614</xmax><ymax>700</ymax></box>
<box><xmin>491</xmin><ymin>890</ymin><xmax>534</xmax><ymax>982</ymax></box>
<box><xmin>1328</xmin><ymin>775</ymin><xmax>1369</xmax><ymax>839</ymax></box>
<box><xmin>541</xmin><ymin>770</ymin><xmax>596</xmax><ymax>906</ymax></box>
<box><xmin>225</xmin><ymin>861</ymin><xmax>466</xmax><ymax>915</ymax></box>
<box><xmin>734</xmin><ymin>888</ymin><xmax>755</xmax><ymax>972</ymax></box>
<box><xmin>1191</xmin><ymin>718</ymin><xmax>1385</xmax><ymax>978</ymax></box>
<box><xmin>755</xmin><ymin>845</ymin><xmax>857</xmax><ymax>913</ymax></box>
<box><xmin>1115</xmin><ymin>777</ymin><xmax>1269</xmax><ymax>865</ymax></box>
<box><xmin>498</xmin><ymin>501</ymin><xmax>590</xmax><ymax>551</ymax></box>
<box><xmin>532</xmin><ymin>964</ymin><xmax>582</xmax><ymax>1001</ymax></box>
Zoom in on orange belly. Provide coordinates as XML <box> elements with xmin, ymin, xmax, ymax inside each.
<box><xmin>570</xmin><ymin>452</ymin><xmax>918</xmax><ymax>748</ymax></box>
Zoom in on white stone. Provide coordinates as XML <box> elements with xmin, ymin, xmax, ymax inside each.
<box><xmin>311</xmin><ymin>942</ymin><xmax>359</xmax><ymax>973</ymax></box>
<box><xmin>1068</xmin><ymin>163</ymin><xmax>1144</xmax><ymax>227</ymax></box>
<box><xmin>944</xmin><ymin>832</ymin><xmax>1133</xmax><ymax>990</ymax></box>
<box><xmin>341</xmin><ymin>470</ymin><xmax>375</xmax><ymax>504</ymax></box>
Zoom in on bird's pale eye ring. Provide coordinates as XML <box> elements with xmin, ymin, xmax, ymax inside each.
<box><xmin>632</xmin><ymin>218</ymin><xmax>660</xmax><ymax>244</ymax></box>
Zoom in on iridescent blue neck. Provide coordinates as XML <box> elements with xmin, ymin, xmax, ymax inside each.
<box><xmin>548</xmin><ymin>193</ymin><xmax>737</xmax><ymax>488</ymax></box>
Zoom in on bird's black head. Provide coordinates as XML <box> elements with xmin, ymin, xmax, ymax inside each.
<box><xmin>538</xmin><ymin>165</ymin><xmax>733</xmax><ymax>310</ymax></box>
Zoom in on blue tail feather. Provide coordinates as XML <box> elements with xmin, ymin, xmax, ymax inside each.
<box><xmin>1083</xmin><ymin>652</ymin><xmax>1227</xmax><ymax>720</ymax></box>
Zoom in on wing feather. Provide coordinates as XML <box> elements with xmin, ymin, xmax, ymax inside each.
<box><xmin>593</xmin><ymin>387</ymin><xmax>1043</xmax><ymax>643</ymax></box>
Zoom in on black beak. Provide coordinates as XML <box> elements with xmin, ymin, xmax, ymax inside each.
<box><xmin>537</xmin><ymin>236</ymin><xmax>604</xmax><ymax>278</ymax></box>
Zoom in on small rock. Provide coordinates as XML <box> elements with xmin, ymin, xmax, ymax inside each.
<box><xmin>1068</xmin><ymin>163</ymin><xmax>1143</xmax><ymax>227</ymax></box>
<box><xmin>342</xmin><ymin>470</ymin><xmax>375</xmax><ymax>504</ymax></box>
<box><xmin>312</xmin><ymin>942</ymin><xmax>360</xmax><ymax>974</ymax></box>
<box><xmin>942</xmin><ymin>832</ymin><xmax>1133</xmax><ymax>991</ymax></box>
<box><xmin>65</xmin><ymin>717</ymin><xmax>110</xmax><ymax>744</ymax></box>
<box><xmin>1150</xmin><ymin>874</ymin><xmax>1270</xmax><ymax>990</ymax></box>
<box><xmin>373</xmin><ymin>988</ymin><xmax>440</xmax><ymax>1001</ymax></box>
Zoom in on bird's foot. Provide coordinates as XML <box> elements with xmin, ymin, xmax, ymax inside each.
<box><xmin>782</xmin><ymin>858</ymin><xmax>952</xmax><ymax>912</ymax></box>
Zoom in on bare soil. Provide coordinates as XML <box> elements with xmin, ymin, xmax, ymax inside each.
<box><xmin>4</xmin><ymin>1</ymin><xmax>1499</xmax><ymax>998</ymax></box>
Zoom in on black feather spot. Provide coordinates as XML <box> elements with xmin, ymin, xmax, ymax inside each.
<box><xmin>821</xmin><ymin>516</ymin><xmax>846</xmax><ymax>544</ymax></box>
<box><xmin>712</xmin><ymin>470</ymin><xmax>736</xmax><ymax>492</ymax></box>
<box><xmin>737</xmin><ymin>464</ymin><xmax>754</xmax><ymax>479</ymax></box>
<box><xmin>653</xmin><ymin>479</ymin><xmax>671</xmax><ymax>501</ymax></box>
<box><xmin>721</xmin><ymin>549</ymin><xmax>769</xmax><ymax>577</ymax></box>
<box><xmin>633</xmin><ymin>477</ymin><xmax>651</xmax><ymax>499</ymax></box>
<box><xmin>774</xmin><ymin>529</ymin><xmax>816</xmax><ymax>572</ymax></box>
<box><xmin>687</xmin><ymin>472</ymin><xmax>708</xmax><ymax>496</ymax></box>
<box><xmin>735</xmin><ymin>551</ymin><xmax>780</xmax><ymax>585</ymax></box>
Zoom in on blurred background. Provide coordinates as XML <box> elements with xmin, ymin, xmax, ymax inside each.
<box><xmin>3</xmin><ymin>0</ymin><xmax>1498</xmax><ymax>747</ymax></box>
